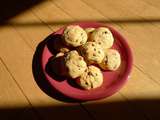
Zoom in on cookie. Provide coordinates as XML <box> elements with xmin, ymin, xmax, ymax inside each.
<box><xmin>99</xmin><ymin>49</ymin><xmax>121</xmax><ymax>71</ymax></box>
<box><xmin>63</xmin><ymin>25</ymin><xmax>88</xmax><ymax>47</ymax></box>
<box><xmin>55</xmin><ymin>52</ymin><xmax>65</xmax><ymax>58</ymax></box>
<box><xmin>77</xmin><ymin>65</ymin><xmax>103</xmax><ymax>90</ymax></box>
<box><xmin>64</xmin><ymin>50</ymin><xmax>87</xmax><ymax>79</ymax></box>
<box><xmin>85</xmin><ymin>28</ymin><xmax>95</xmax><ymax>36</ymax></box>
<box><xmin>90</xmin><ymin>27</ymin><xmax>114</xmax><ymax>51</ymax></box>
<box><xmin>80</xmin><ymin>42</ymin><xmax>105</xmax><ymax>64</ymax></box>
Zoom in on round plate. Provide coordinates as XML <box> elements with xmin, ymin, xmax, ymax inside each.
<box><xmin>41</xmin><ymin>22</ymin><xmax>133</xmax><ymax>101</ymax></box>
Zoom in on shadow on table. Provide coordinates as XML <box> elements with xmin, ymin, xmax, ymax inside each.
<box><xmin>0</xmin><ymin>0</ymin><xmax>44</xmax><ymax>24</ymax></box>
<box><xmin>0</xmin><ymin>99</ymin><xmax>160</xmax><ymax>120</ymax></box>
<box><xmin>0</xmin><ymin>0</ymin><xmax>159</xmax><ymax>26</ymax></box>
<box><xmin>2</xmin><ymin>18</ymin><xmax>160</xmax><ymax>27</ymax></box>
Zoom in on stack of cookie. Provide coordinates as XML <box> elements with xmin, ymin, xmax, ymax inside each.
<box><xmin>50</xmin><ymin>25</ymin><xmax>121</xmax><ymax>90</ymax></box>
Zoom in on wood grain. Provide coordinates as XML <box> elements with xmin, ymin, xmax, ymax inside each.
<box><xmin>0</xmin><ymin>58</ymin><xmax>38</xmax><ymax>120</ymax></box>
<box><xmin>0</xmin><ymin>25</ymin><xmax>92</xmax><ymax>120</ymax></box>
<box><xmin>0</xmin><ymin>0</ymin><xmax>160</xmax><ymax>119</ymax></box>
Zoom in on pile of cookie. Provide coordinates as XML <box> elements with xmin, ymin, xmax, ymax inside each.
<box><xmin>49</xmin><ymin>25</ymin><xmax>121</xmax><ymax>90</ymax></box>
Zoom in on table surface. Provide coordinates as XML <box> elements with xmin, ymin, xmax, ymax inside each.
<box><xmin>0</xmin><ymin>0</ymin><xmax>160</xmax><ymax>120</ymax></box>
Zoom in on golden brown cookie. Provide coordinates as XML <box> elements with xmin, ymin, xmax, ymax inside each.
<box><xmin>77</xmin><ymin>65</ymin><xmax>103</xmax><ymax>90</ymax></box>
<box><xmin>90</xmin><ymin>27</ymin><xmax>114</xmax><ymax>51</ymax></box>
<box><xmin>80</xmin><ymin>42</ymin><xmax>105</xmax><ymax>64</ymax></box>
<box><xmin>99</xmin><ymin>49</ymin><xmax>121</xmax><ymax>71</ymax></box>
<box><xmin>85</xmin><ymin>27</ymin><xmax>95</xmax><ymax>37</ymax></box>
<box><xmin>63</xmin><ymin>25</ymin><xmax>88</xmax><ymax>47</ymax></box>
<box><xmin>64</xmin><ymin>50</ymin><xmax>87</xmax><ymax>78</ymax></box>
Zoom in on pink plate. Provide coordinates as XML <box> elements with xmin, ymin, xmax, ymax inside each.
<box><xmin>41</xmin><ymin>22</ymin><xmax>133</xmax><ymax>101</ymax></box>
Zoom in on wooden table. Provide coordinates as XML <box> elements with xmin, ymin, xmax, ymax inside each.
<box><xmin>0</xmin><ymin>0</ymin><xmax>160</xmax><ymax>119</ymax></box>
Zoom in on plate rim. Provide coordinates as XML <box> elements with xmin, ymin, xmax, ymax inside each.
<box><xmin>41</xmin><ymin>21</ymin><xmax>133</xmax><ymax>101</ymax></box>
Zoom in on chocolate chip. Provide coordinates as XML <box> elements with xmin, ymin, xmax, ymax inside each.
<box><xmin>85</xmin><ymin>82</ymin><xmax>89</xmax><ymax>85</ymax></box>
<box><xmin>98</xmin><ymin>51</ymin><xmax>101</xmax><ymax>54</ymax></box>
<box><xmin>80</xmin><ymin>41</ymin><xmax>83</xmax><ymax>44</ymax></box>
<box><xmin>92</xmin><ymin>44</ymin><xmax>95</xmax><ymax>46</ymax></box>
<box><xmin>91</xmin><ymin>83</ymin><xmax>93</xmax><ymax>88</ymax></box>
<box><xmin>94</xmin><ymin>48</ymin><xmax>96</xmax><ymax>51</ymax></box>
<box><xmin>98</xmin><ymin>42</ymin><xmax>101</xmax><ymax>45</ymax></box>
<box><xmin>88</xmin><ymin>72</ymin><xmax>92</xmax><ymax>75</ymax></box>
<box><xmin>93</xmin><ymin>53</ymin><xmax>96</xmax><ymax>56</ymax></box>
